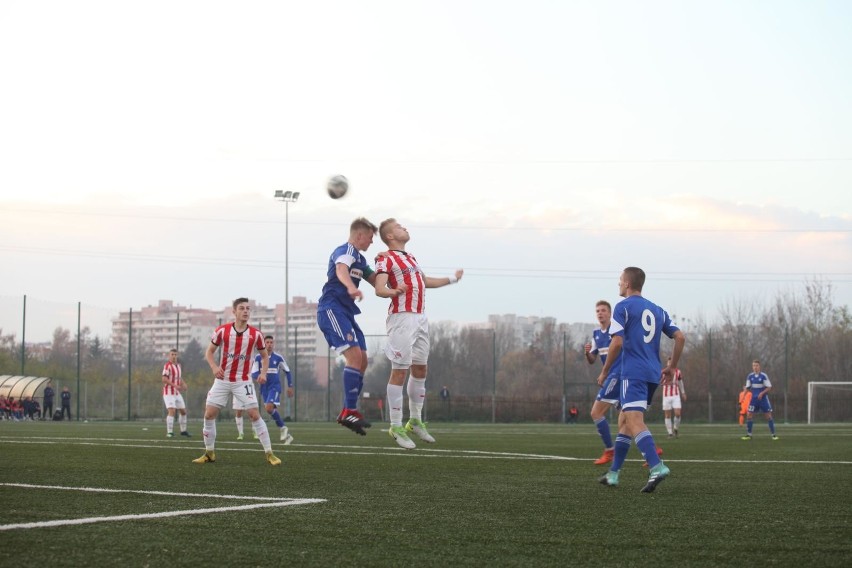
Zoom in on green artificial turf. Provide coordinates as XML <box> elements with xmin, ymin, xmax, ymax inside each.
<box><xmin>1</xmin><ymin>421</ymin><xmax>850</xmax><ymax>567</ymax></box>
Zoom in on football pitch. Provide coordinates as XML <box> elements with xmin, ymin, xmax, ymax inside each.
<box><xmin>2</xmin><ymin>421</ymin><xmax>851</xmax><ymax>567</ymax></box>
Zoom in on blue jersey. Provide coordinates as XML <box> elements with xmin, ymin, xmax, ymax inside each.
<box><xmin>610</xmin><ymin>295</ymin><xmax>680</xmax><ymax>384</ymax></box>
<box><xmin>317</xmin><ymin>242</ymin><xmax>375</xmax><ymax>315</ymax></box>
<box><xmin>590</xmin><ymin>326</ymin><xmax>622</xmax><ymax>378</ymax></box>
<box><xmin>745</xmin><ymin>372</ymin><xmax>772</xmax><ymax>397</ymax></box>
<box><xmin>250</xmin><ymin>351</ymin><xmax>292</xmax><ymax>388</ymax></box>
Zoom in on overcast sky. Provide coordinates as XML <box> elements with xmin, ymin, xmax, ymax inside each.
<box><xmin>1</xmin><ymin>0</ymin><xmax>850</xmax><ymax>343</ymax></box>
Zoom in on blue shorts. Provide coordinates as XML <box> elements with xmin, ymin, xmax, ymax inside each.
<box><xmin>748</xmin><ymin>394</ymin><xmax>773</xmax><ymax>414</ymax></box>
<box><xmin>596</xmin><ymin>376</ymin><xmax>620</xmax><ymax>405</ymax></box>
<box><xmin>317</xmin><ymin>306</ymin><xmax>367</xmax><ymax>353</ymax></box>
<box><xmin>260</xmin><ymin>383</ymin><xmax>282</xmax><ymax>406</ymax></box>
<box><xmin>620</xmin><ymin>379</ymin><xmax>659</xmax><ymax>412</ymax></box>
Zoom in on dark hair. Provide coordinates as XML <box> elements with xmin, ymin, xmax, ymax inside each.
<box><xmin>169</xmin><ymin>348</ymin><xmax>178</xmax><ymax>354</ymax></box>
<box><xmin>595</xmin><ymin>300</ymin><xmax>611</xmax><ymax>310</ymax></box>
<box><xmin>264</xmin><ymin>335</ymin><xmax>274</xmax><ymax>341</ymax></box>
<box><xmin>623</xmin><ymin>267</ymin><xmax>646</xmax><ymax>291</ymax></box>
<box><xmin>232</xmin><ymin>297</ymin><xmax>250</xmax><ymax>309</ymax></box>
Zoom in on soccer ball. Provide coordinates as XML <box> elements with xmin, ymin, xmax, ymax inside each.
<box><xmin>327</xmin><ymin>175</ymin><xmax>349</xmax><ymax>199</ymax></box>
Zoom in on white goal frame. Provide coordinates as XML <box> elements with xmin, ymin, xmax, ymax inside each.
<box><xmin>807</xmin><ymin>382</ymin><xmax>852</xmax><ymax>424</ymax></box>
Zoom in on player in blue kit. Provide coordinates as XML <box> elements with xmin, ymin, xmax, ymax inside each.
<box><xmin>597</xmin><ymin>267</ymin><xmax>685</xmax><ymax>493</ymax></box>
<box><xmin>741</xmin><ymin>359</ymin><xmax>779</xmax><ymax>441</ymax></box>
<box><xmin>584</xmin><ymin>300</ymin><xmax>622</xmax><ymax>465</ymax></box>
<box><xmin>317</xmin><ymin>217</ymin><xmax>380</xmax><ymax>436</ymax></box>
<box><xmin>250</xmin><ymin>335</ymin><xmax>294</xmax><ymax>445</ymax></box>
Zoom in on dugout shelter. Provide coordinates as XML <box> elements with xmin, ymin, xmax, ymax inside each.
<box><xmin>0</xmin><ymin>375</ymin><xmax>52</xmax><ymax>401</ymax></box>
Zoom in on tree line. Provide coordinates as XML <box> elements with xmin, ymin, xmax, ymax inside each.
<box><xmin>2</xmin><ymin>280</ymin><xmax>850</xmax><ymax>422</ymax></box>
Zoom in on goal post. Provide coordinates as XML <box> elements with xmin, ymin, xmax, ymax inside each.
<box><xmin>807</xmin><ymin>382</ymin><xmax>852</xmax><ymax>424</ymax></box>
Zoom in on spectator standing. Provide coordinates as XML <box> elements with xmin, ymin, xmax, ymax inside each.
<box><xmin>42</xmin><ymin>380</ymin><xmax>55</xmax><ymax>420</ymax></box>
<box><xmin>60</xmin><ymin>387</ymin><xmax>72</xmax><ymax>421</ymax></box>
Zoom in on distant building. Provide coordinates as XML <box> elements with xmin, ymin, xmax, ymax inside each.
<box><xmin>111</xmin><ymin>300</ymin><xmax>217</xmax><ymax>358</ymax></box>
<box><xmin>479</xmin><ymin>314</ymin><xmax>595</xmax><ymax>350</ymax></box>
<box><xmin>111</xmin><ymin>298</ymin><xmax>326</xmax><ymax>381</ymax></box>
<box><xmin>487</xmin><ymin>314</ymin><xmax>559</xmax><ymax>349</ymax></box>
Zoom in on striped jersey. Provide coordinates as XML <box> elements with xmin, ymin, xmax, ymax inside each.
<box><xmin>210</xmin><ymin>323</ymin><xmax>265</xmax><ymax>382</ymax></box>
<box><xmin>590</xmin><ymin>326</ymin><xmax>622</xmax><ymax>378</ymax></box>
<box><xmin>745</xmin><ymin>372</ymin><xmax>772</xmax><ymax>397</ymax></box>
<box><xmin>375</xmin><ymin>250</ymin><xmax>426</xmax><ymax>314</ymax></box>
<box><xmin>662</xmin><ymin>369</ymin><xmax>683</xmax><ymax>397</ymax></box>
<box><xmin>250</xmin><ymin>351</ymin><xmax>292</xmax><ymax>388</ymax></box>
<box><xmin>162</xmin><ymin>361</ymin><xmax>183</xmax><ymax>395</ymax></box>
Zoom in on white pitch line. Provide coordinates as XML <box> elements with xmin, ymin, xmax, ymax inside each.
<box><xmin>1</xmin><ymin>437</ymin><xmax>850</xmax><ymax>465</ymax></box>
<box><xmin>0</xmin><ymin>483</ymin><xmax>325</xmax><ymax>532</ymax></box>
<box><xmin>0</xmin><ymin>482</ymin><xmax>303</xmax><ymax>501</ymax></box>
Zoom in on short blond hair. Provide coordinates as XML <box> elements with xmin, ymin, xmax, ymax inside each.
<box><xmin>350</xmin><ymin>217</ymin><xmax>378</xmax><ymax>235</ymax></box>
<box><xmin>378</xmin><ymin>218</ymin><xmax>397</xmax><ymax>246</ymax></box>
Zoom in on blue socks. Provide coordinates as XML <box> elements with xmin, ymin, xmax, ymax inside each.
<box><xmin>343</xmin><ymin>366</ymin><xmax>361</xmax><ymax>409</ymax></box>
<box><xmin>635</xmin><ymin>430</ymin><xmax>662</xmax><ymax>468</ymax></box>
<box><xmin>611</xmin><ymin>434</ymin><xmax>632</xmax><ymax>472</ymax></box>
<box><xmin>595</xmin><ymin>417</ymin><xmax>613</xmax><ymax>449</ymax></box>
<box><xmin>768</xmin><ymin>419</ymin><xmax>776</xmax><ymax>435</ymax></box>
<box><xmin>747</xmin><ymin>420</ymin><xmax>753</xmax><ymax>435</ymax></box>
<box><xmin>270</xmin><ymin>408</ymin><xmax>285</xmax><ymax>428</ymax></box>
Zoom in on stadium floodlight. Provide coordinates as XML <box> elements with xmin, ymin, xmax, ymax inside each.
<box><xmin>274</xmin><ymin>190</ymin><xmax>300</xmax><ymax>365</ymax></box>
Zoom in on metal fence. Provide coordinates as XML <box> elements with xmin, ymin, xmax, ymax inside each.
<box><xmin>2</xmin><ymin>294</ymin><xmax>851</xmax><ymax>424</ymax></box>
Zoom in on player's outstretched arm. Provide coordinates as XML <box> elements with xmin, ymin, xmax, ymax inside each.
<box><xmin>424</xmin><ymin>269</ymin><xmax>463</xmax><ymax>288</ymax></box>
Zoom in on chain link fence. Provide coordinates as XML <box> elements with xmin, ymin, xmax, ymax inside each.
<box><xmin>2</xmin><ymin>293</ymin><xmax>850</xmax><ymax>423</ymax></box>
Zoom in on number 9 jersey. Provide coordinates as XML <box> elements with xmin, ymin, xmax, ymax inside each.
<box><xmin>609</xmin><ymin>295</ymin><xmax>680</xmax><ymax>384</ymax></box>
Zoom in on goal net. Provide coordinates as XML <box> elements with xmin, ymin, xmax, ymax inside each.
<box><xmin>807</xmin><ymin>382</ymin><xmax>852</xmax><ymax>424</ymax></box>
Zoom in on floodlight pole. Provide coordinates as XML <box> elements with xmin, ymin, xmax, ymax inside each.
<box><xmin>274</xmin><ymin>190</ymin><xmax>300</xmax><ymax>362</ymax></box>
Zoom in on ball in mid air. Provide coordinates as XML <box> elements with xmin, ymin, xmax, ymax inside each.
<box><xmin>327</xmin><ymin>175</ymin><xmax>349</xmax><ymax>199</ymax></box>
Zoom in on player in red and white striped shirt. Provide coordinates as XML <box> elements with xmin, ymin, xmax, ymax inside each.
<box><xmin>374</xmin><ymin>218</ymin><xmax>463</xmax><ymax>449</ymax></box>
<box><xmin>162</xmin><ymin>349</ymin><xmax>190</xmax><ymax>438</ymax></box>
<box><xmin>193</xmin><ymin>297</ymin><xmax>281</xmax><ymax>466</ymax></box>
<box><xmin>662</xmin><ymin>357</ymin><xmax>687</xmax><ymax>437</ymax></box>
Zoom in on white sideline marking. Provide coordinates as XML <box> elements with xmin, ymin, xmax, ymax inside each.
<box><xmin>0</xmin><ymin>483</ymin><xmax>325</xmax><ymax>532</ymax></box>
<box><xmin>1</xmin><ymin>436</ymin><xmax>851</xmax><ymax>465</ymax></box>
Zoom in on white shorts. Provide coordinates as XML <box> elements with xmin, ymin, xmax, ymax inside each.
<box><xmin>163</xmin><ymin>394</ymin><xmax>186</xmax><ymax>410</ymax></box>
<box><xmin>384</xmin><ymin>312</ymin><xmax>430</xmax><ymax>369</ymax></box>
<box><xmin>205</xmin><ymin>379</ymin><xmax>259</xmax><ymax>410</ymax></box>
<box><xmin>662</xmin><ymin>395</ymin><xmax>682</xmax><ymax>411</ymax></box>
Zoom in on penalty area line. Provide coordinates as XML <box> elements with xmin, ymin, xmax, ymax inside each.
<box><xmin>0</xmin><ymin>483</ymin><xmax>325</xmax><ymax>532</ymax></box>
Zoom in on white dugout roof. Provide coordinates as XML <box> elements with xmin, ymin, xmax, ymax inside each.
<box><xmin>0</xmin><ymin>375</ymin><xmax>51</xmax><ymax>400</ymax></box>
